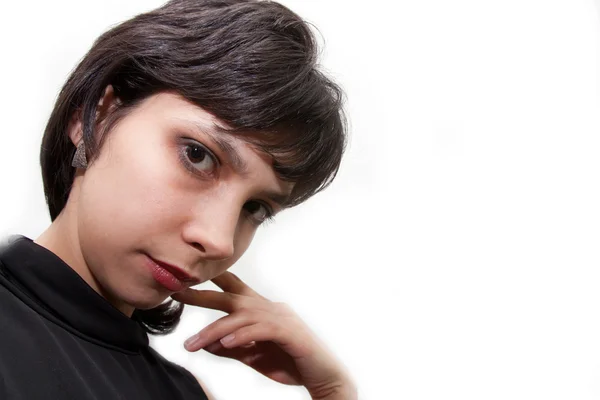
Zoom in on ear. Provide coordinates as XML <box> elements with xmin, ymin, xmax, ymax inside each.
<box><xmin>67</xmin><ymin>110</ymin><xmax>84</xmax><ymax>147</ymax></box>
<box><xmin>96</xmin><ymin>84</ymin><xmax>119</xmax><ymax>118</ymax></box>
<box><xmin>68</xmin><ymin>85</ymin><xmax>119</xmax><ymax>146</ymax></box>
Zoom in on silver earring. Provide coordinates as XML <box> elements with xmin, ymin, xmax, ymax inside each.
<box><xmin>72</xmin><ymin>142</ymin><xmax>88</xmax><ymax>169</ymax></box>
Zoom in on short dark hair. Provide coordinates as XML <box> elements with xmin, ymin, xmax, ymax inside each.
<box><xmin>40</xmin><ymin>0</ymin><xmax>347</xmax><ymax>335</ymax></box>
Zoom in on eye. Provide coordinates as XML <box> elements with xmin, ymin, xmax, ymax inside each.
<box><xmin>179</xmin><ymin>142</ymin><xmax>218</xmax><ymax>174</ymax></box>
<box><xmin>244</xmin><ymin>201</ymin><xmax>275</xmax><ymax>226</ymax></box>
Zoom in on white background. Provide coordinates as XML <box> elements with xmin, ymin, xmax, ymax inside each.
<box><xmin>2</xmin><ymin>1</ymin><xmax>600</xmax><ymax>399</ymax></box>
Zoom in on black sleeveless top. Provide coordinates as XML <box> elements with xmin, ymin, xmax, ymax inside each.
<box><xmin>0</xmin><ymin>234</ymin><xmax>208</xmax><ymax>400</ymax></box>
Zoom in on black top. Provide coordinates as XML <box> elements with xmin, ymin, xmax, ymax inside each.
<box><xmin>0</xmin><ymin>234</ymin><xmax>208</xmax><ymax>400</ymax></box>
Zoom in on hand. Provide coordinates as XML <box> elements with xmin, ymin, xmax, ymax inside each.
<box><xmin>170</xmin><ymin>271</ymin><xmax>356</xmax><ymax>399</ymax></box>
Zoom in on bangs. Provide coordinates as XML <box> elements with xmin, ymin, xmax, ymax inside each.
<box><xmin>229</xmin><ymin>108</ymin><xmax>346</xmax><ymax>209</ymax></box>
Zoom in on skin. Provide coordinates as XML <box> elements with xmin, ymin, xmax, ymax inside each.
<box><xmin>35</xmin><ymin>87</ymin><xmax>357</xmax><ymax>399</ymax></box>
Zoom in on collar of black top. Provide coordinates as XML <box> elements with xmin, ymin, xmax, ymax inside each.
<box><xmin>0</xmin><ymin>234</ymin><xmax>149</xmax><ymax>352</ymax></box>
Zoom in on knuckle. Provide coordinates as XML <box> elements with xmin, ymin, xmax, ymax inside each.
<box><xmin>266</xmin><ymin>321</ymin><xmax>283</xmax><ymax>336</ymax></box>
<box><xmin>237</xmin><ymin>308</ymin><xmax>258</xmax><ymax>322</ymax></box>
<box><xmin>225</xmin><ymin>292</ymin><xmax>242</xmax><ymax>308</ymax></box>
<box><xmin>224</xmin><ymin>292</ymin><xmax>236</xmax><ymax>301</ymax></box>
<box><xmin>273</xmin><ymin>301</ymin><xmax>293</xmax><ymax>314</ymax></box>
<box><xmin>234</xmin><ymin>299</ymin><xmax>253</xmax><ymax>312</ymax></box>
<box><xmin>236</xmin><ymin>328</ymin><xmax>253</xmax><ymax>342</ymax></box>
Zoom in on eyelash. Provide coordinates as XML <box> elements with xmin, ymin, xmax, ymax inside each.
<box><xmin>177</xmin><ymin>140</ymin><xmax>276</xmax><ymax>227</ymax></box>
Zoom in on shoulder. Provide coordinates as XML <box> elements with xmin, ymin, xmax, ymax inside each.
<box><xmin>187</xmin><ymin>372</ymin><xmax>217</xmax><ymax>400</ymax></box>
<box><xmin>145</xmin><ymin>346</ymin><xmax>216</xmax><ymax>399</ymax></box>
<box><xmin>145</xmin><ymin>346</ymin><xmax>194</xmax><ymax>381</ymax></box>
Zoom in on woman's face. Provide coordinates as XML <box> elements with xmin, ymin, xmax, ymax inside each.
<box><xmin>68</xmin><ymin>91</ymin><xmax>292</xmax><ymax>314</ymax></box>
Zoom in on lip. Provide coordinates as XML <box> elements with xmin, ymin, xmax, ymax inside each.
<box><xmin>147</xmin><ymin>256</ymin><xmax>200</xmax><ymax>283</ymax></box>
<box><xmin>144</xmin><ymin>255</ymin><xmax>201</xmax><ymax>292</ymax></box>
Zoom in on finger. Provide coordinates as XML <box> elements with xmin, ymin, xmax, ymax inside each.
<box><xmin>184</xmin><ymin>310</ymin><xmax>270</xmax><ymax>351</ymax></box>
<box><xmin>171</xmin><ymin>288</ymin><xmax>269</xmax><ymax>314</ymax></box>
<box><xmin>216</xmin><ymin>322</ymin><xmax>310</xmax><ymax>359</ymax></box>
<box><xmin>202</xmin><ymin>340</ymin><xmax>259</xmax><ymax>362</ymax></box>
<box><xmin>202</xmin><ymin>340</ymin><xmax>257</xmax><ymax>354</ymax></box>
<box><xmin>171</xmin><ymin>289</ymin><xmax>236</xmax><ymax>313</ymax></box>
<box><xmin>211</xmin><ymin>271</ymin><xmax>268</xmax><ymax>300</ymax></box>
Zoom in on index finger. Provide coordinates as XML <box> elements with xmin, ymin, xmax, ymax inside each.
<box><xmin>171</xmin><ymin>289</ymin><xmax>237</xmax><ymax>313</ymax></box>
<box><xmin>211</xmin><ymin>271</ymin><xmax>268</xmax><ymax>300</ymax></box>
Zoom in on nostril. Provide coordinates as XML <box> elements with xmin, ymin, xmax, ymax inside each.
<box><xmin>192</xmin><ymin>242</ymin><xmax>206</xmax><ymax>253</ymax></box>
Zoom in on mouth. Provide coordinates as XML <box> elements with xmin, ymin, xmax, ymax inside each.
<box><xmin>144</xmin><ymin>255</ymin><xmax>201</xmax><ymax>292</ymax></box>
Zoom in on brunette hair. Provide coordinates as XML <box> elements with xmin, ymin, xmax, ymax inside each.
<box><xmin>40</xmin><ymin>0</ymin><xmax>347</xmax><ymax>335</ymax></box>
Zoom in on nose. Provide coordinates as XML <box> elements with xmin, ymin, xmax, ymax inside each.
<box><xmin>181</xmin><ymin>199</ymin><xmax>237</xmax><ymax>261</ymax></box>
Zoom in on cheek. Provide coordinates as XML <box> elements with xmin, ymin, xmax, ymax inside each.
<box><xmin>77</xmin><ymin>148</ymin><xmax>185</xmax><ymax>244</ymax></box>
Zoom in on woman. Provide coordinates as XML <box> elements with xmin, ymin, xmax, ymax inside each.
<box><xmin>0</xmin><ymin>0</ymin><xmax>356</xmax><ymax>399</ymax></box>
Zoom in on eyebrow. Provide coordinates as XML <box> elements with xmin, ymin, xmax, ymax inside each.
<box><xmin>190</xmin><ymin>121</ymin><xmax>250</xmax><ymax>177</ymax></box>
<box><xmin>173</xmin><ymin>118</ymin><xmax>292</xmax><ymax>208</ymax></box>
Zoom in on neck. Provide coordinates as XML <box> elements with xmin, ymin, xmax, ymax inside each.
<box><xmin>34</xmin><ymin>185</ymin><xmax>135</xmax><ymax>317</ymax></box>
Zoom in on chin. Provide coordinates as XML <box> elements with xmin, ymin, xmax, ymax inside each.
<box><xmin>120</xmin><ymin>288</ymin><xmax>173</xmax><ymax>311</ymax></box>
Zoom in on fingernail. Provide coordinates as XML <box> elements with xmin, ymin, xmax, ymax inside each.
<box><xmin>220</xmin><ymin>333</ymin><xmax>235</xmax><ymax>345</ymax></box>
<box><xmin>184</xmin><ymin>335</ymin><xmax>202</xmax><ymax>349</ymax></box>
